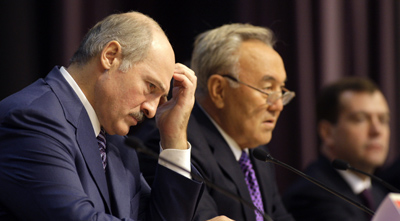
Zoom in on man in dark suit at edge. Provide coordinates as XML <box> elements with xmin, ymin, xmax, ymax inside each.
<box><xmin>283</xmin><ymin>77</ymin><xmax>390</xmax><ymax>220</ymax></box>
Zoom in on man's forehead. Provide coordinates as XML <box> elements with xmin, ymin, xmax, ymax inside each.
<box><xmin>339</xmin><ymin>92</ymin><xmax>389</xmax><ymax>113</ymax></box>
<box><xmin>340</xmin><ymin>90</ymin><xmax>383</xmax><ymax>103</ymax></box>
<box><xmin>240</xmin><ymin>73</ymin><xmax>287</xmax><ymax>83</ymax></box>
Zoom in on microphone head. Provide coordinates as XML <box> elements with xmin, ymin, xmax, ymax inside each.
<box><xmin>253</xmin><ymin>148</ymin><xmax>274</xmax><ymax>162</ymax></box>
<box><xmin>332</xmin><ymin>159</ymin><xmax>351</xmax><ymax>171</ymax></box>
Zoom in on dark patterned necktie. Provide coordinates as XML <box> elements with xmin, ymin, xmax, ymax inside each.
<box><xmin>238</xmin><ymin>150</ymin><xmax>264</xmax><ymax>221</ymax></box>
<box><xmin>359</xmin><ymin>188</ymin><xmax>374</xmax><ymax>210</ymax></box>
<box><xmin>97</xmin><ymin>128</ymin><xmax>107</xmax><ymax>170</ymax></box>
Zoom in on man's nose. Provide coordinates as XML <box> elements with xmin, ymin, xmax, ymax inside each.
<box><xmin>369</xmin><ymin>117</ymin><xmax>383</xmax><ymax>136</ymax></box>
<box><xmin>267</xmin><ymin>97</ymin><xmax>284</xmax><ymax>111</ymax></box>
<box><xmin>141</xmin><ymin>98</ymin><xmax>160</xmax><ymax>119</ymax></box>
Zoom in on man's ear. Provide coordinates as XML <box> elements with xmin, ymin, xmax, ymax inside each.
<box><xmin>100</xmin><ymin>40</ymin><xmax>122</xmax><ymax>70</ymax></box>
<box><xmin>318</xmin><ymin>120</ymin><xmax>335</xmax><ymax>147</ymax></box>
<box><xmin>207</xmin><ymin>75</ymin><xmax>227</xmax><ymax>109</ymax></box>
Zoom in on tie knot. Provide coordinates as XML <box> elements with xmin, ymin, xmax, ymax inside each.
<box><xmin>360</xmin><ymin>188</ymin><xmax>372</xmax><ymax>199</ymax></box>
<box><xmin>239</xmin><ymin>150</ymin><xmax>252</xmax><ymax>169</ymax></box>
<box><xmin>97</xmin><ymin>128</ymin><xmax>106</xmax><ymax>146</ymax></box>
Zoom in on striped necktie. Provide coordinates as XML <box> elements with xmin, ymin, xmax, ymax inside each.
<box><xmin>97</xmin><ymin>128</ymin><xmax>107</xmax><ymax>170</ymax></box>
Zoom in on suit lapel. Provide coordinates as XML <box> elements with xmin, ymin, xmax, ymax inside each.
<box><xmin>76</xmin><ymin>107</ymin><xmax>111</xmax><ymax>212</ymax></box>
<box><xmin>105</xmin><ymin>137</ymin><xmax>131</xmax><ymax>217</ymax></box>
<box><xmin>192</xmin><ymin>104</ymin><xmax>256</xmax><ymax>220</ymax></box>
<box><xmin>45</xmin><ymin>67</ymin><xmax>111</xmax><ymax>212</ymax></box>
<box><xmin>318</xmin><ymin>157</ymin><xmax>368</xmax><ymax>207</ymax></box>
<box><xmin>251</xmin><ymin>148</ymin><xmax>272</xmax><ymax>214</ymax></box>
<box><xmin>211</xmin><ymin>140</ymin><xmax>256</xmax><ymax>220</ymax></box>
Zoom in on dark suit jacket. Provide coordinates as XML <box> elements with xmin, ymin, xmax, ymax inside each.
<box><xmin>377</xmin><ymin>157</ymin><xmax>400</xmax><ymax>192</ymax></box>
<box><xmin>283</xmin><ymin>156</ymin><xmax>388</xmax><ymax>221</ymax></box>
<box><xmin>136</xmin><ymin>103</ymin><xmax>294</xmax><ymax>221</ymax></box>
<box><xmin>0</xmin><ymin>66</ymin><xmax>203</xmax><ymax>220</ymax></box>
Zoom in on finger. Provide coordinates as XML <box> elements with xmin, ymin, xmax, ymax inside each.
<box><xmin>171</xmin><ymin>74</ymin><xmax>196</xmax><ymax>101</ymax></box>
<box><xmin>172</xmin><ymin>73</ymin><xmax>193</xmax><ymax>88</ymax></box>
<box><xmin>174</xmin><ymin>63</ymin><xmax>197</xmax><ymax>85</ymax></box>
<box><xmin>172</xmin><ymin>63</ymin><xmax>196</xmax><ymax>89</ymax></box>
<box><xmin>174</xmin><ymin>64</ymin><xmax>196</xmax><ymax>82</ymax></box>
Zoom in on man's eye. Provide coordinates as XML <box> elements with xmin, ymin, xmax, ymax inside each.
<box><xmin>263</xmin><ymin>86</ymin><xmax>273</xmax><ymax>90</ymax></box>
<box><xmin>149</xmin><ymin>83</ymin><xmax>156</xmax><ymax>91</ymax></box>
<box><xmin>262</xmin><ymin>85</ymin><xmax>281</xmax><ymax>93</ymax></box>
<box><xmin>349</xmin><ymin>114</ymin><xmax>367</xmax><ymax>123</ymax></box>
<box><xmin>379</xmin><ymin>114</ymin><xmax>390</xmax><ymax>125</ymax></box>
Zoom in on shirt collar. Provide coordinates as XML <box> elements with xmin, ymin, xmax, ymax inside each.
<box><xmin>60</xmin><ymin>66</ymin><xmax>101</xmax><ymax>136</ymax></box>
<box><xmin>337</xmin><ymin>169</ymin><xmax>372</xmax><ymax>194</ymax></box>
<box><xmin>197</xmin><ymin>104</ymin><xmax>248</xmax><ymax>161</ymax></box>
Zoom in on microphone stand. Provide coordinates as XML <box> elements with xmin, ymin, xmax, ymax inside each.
<box><xmin>125</xmin><ymin>137</ymin><xmax>273</xmax><ymax>221</ymax></box>
<box><xmin>253</xmin><ymin>148</ymin><xmax>375</xmax><ymax>217</ymax></box>
<box><xmin>332</xmin><ymin>159</ymin><xmax>400</xmax><ymax>193</ymax></box>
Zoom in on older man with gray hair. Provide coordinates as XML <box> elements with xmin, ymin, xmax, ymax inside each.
<box><xmin>137</xmin><ymin>23</ymin><xmax>295</xmax><ymax>221</ymax></box>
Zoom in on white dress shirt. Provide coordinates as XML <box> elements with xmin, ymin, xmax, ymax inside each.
<box><xmin>337</xmin><ymin>170</ymin><xmax>372</xmax><ymax>194</ymax></box>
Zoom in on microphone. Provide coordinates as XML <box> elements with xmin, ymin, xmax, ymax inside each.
<box><xmin>332</xmin><ymin>159</ymin><xmax>400</xmax><ymax>193</ymax></box>
<box><xmin>253</xmin><ymin>148</ymin><xmax>375</xmax><ymax>216</ymax></box>
<box><xmin>125</xmin><ymin>136</ymin><xmax>273</xmax><ymax>221</ymax></box>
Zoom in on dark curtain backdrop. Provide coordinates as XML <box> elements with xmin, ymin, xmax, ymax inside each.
<box><xmin>1</xmin><ymin>0</ymin><xmax>399</xmax><ymax>194</ymax></box>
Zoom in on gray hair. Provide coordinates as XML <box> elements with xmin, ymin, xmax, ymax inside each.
<box><xmin>191</xmin><ymin>23</ymin><xmax>276</xmax><ymax>96</ymax></box>
<box><xmin>70</xmin><ymin>11</ymin><xmax>162</xmax><ymax>72</ymax></box>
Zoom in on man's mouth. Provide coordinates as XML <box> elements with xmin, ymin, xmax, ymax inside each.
<box><xmin>130</xmin><ymin>112</ymin><xmax>144</xmax><ymax>124</ymax></box>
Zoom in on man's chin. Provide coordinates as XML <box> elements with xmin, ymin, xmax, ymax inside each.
<box><xmin>367</xmin><ymin>152</ymin><xmax>388</xmax><ymax>164</ymax></box>
<box><xmin>113</xmin><ymin>126</ymin><xmax>131</xmax><ymax>136</ymax></box>
<box><xmin>261</xmin><ymin>134</ymin><xmax>273</xmax><ymax>145</ymax></box>
<box><xmin>370</xmin><ymin>159</ymin><xmax>387</xmax><ymax>168</ymax></box>
<box><xmin>248</xmin><ymin>136</ymin><xmax>272</xmax><ymax>148</ymax></box>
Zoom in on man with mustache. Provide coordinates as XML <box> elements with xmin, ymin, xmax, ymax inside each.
<box><xmin>283</xmin><ymin>77</ymin><xmax>390</xmax><ymax>220</ymax></box>
<box><xmin>0</xmin><ymin>11</ymin><xmax>204</xmax><ymax>220</ymax></box>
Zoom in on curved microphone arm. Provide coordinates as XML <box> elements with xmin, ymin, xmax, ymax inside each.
<box><xmin>253</xmin><ymin>148</ymin><xmax>375</xmax><ymax>217</ymax></box>
<box><xmin>332</xmin><ymin>159</ymin><xmax>400</xmax><ymax>193</ymax></box>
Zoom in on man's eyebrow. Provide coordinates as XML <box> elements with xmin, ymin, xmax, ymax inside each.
<box><xmin>261</xmin><ymin>75</ymin><xmax>288</xmax><ymax>83</ymax></box>
<box><xmin>349</xmin><ymin>110</ymin><xmax>391</xmax><ymax>115</ymax></box>
<box><xmin>148</xmin><ymin>76</ymin><xmax>167</xmax><ymax>93</ymax></box>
